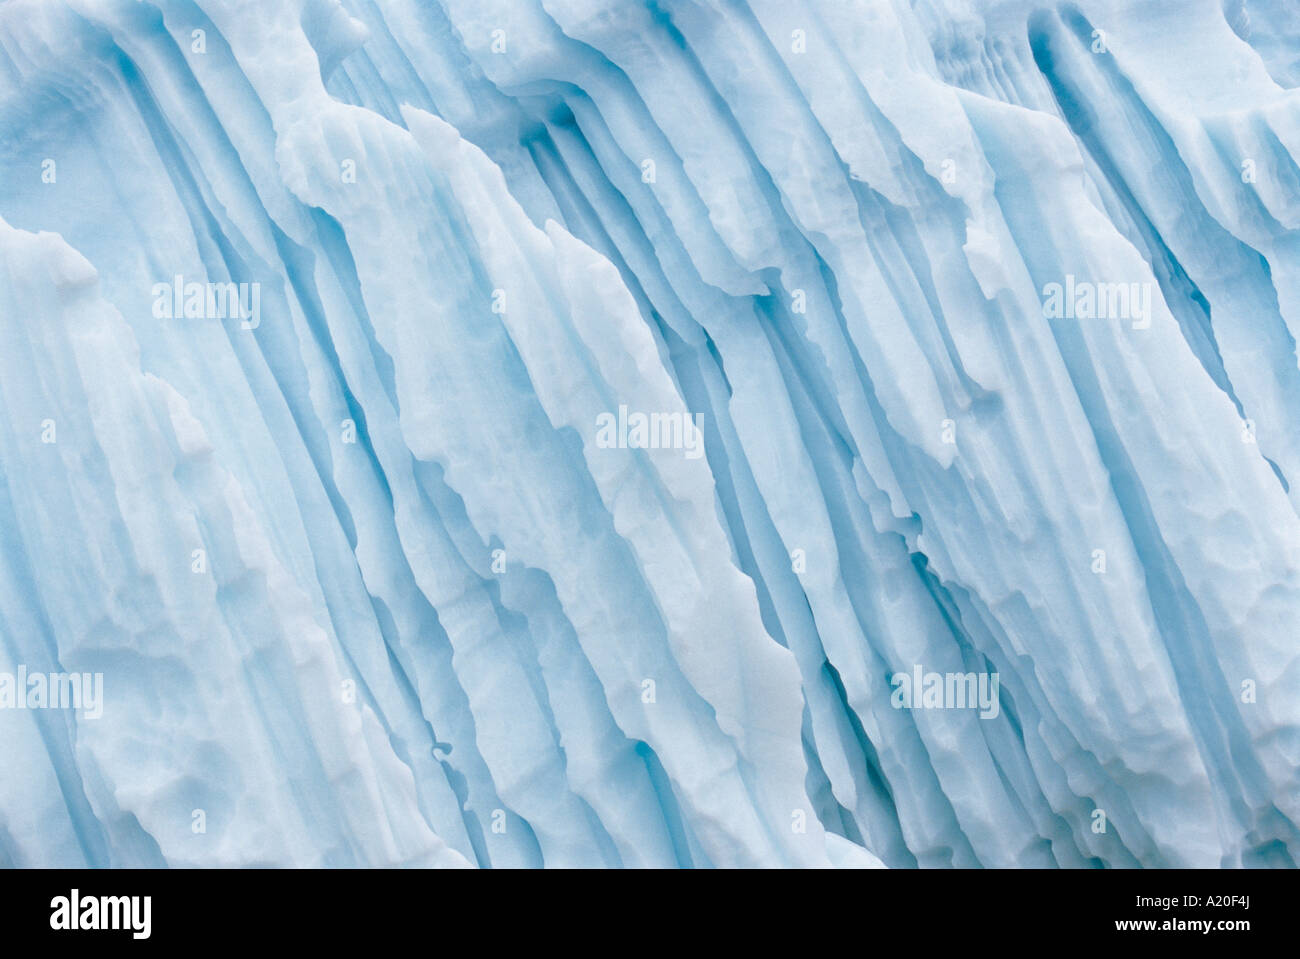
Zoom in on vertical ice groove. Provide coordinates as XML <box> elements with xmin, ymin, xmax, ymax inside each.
<box><xmin>0</xmin><ymin>0</ymin><xmax>1296</xmax><ymax>868</ymax></box>
<box><xmin>0</xmin><ymin>218</ymin><xmax>470</xmax><ymax>867</ymax></box>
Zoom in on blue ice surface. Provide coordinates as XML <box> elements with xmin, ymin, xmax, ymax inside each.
<box><xmin>0</xmin><ymin>0</ymin><xmax>1297</xmax><ymax>868</ymax></box>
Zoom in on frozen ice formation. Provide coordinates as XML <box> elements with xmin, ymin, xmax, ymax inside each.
<box><xmin>0</xmin><ymin>0</ymin><xmax>1298</xmax><ymax>869</ymax></box>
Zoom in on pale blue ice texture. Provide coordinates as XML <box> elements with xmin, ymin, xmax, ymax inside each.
<box><xmin>0</xmin><ymin>0</ymin><xmax>1298</xmax><ymax>868</ymax></box>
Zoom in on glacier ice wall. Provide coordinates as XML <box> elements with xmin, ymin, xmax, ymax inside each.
<box><xmin>0</xmin><ymin>0</ymin><xmax>1298</xmax><ymax>868</ymax></box>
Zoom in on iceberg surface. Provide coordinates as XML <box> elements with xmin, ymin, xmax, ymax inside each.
<box><xmin>0</xmin><ymin>0</ymin><xmax>1297</xmax><ymax>868</ymax></box>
